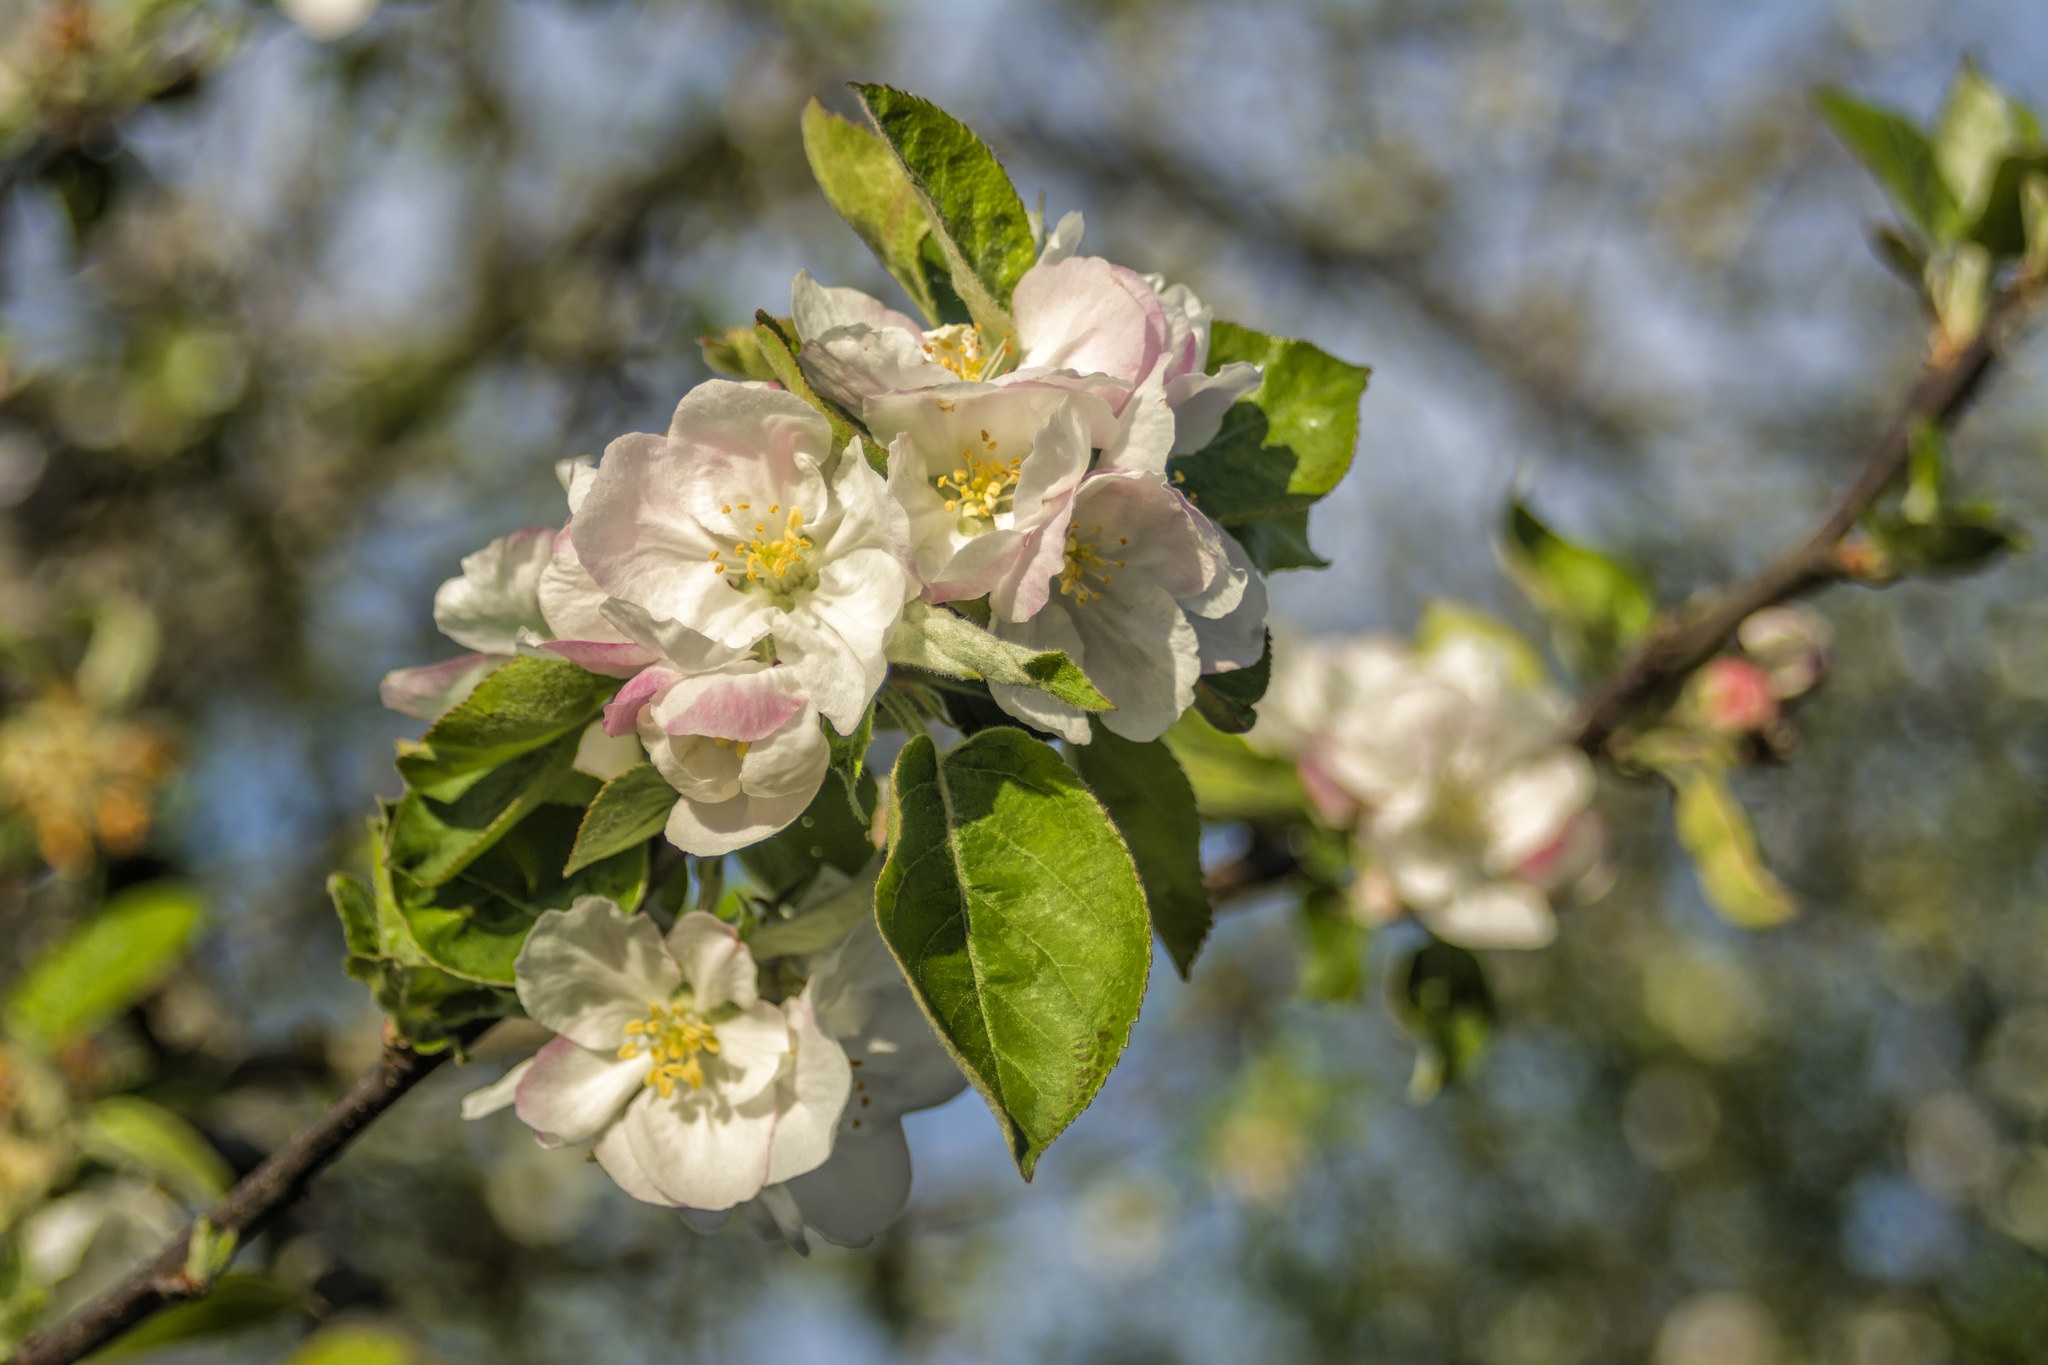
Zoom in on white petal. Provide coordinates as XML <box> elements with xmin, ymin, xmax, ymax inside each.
<box><xmin>1426</xmin><ymin>882</ymin><xmax>1558</xmax><ymax>951</ymax></box>
<box><xmin>593</xmin><ymin>1115</ymin><xmax>677</xmax><ymax>1206</ymax></box>
<box><xmin>1012</xmin><ymin>256</ymin><xmax>1167</xmax><ymax>383</ymax></box>
<box><xmin>513</xmin><ymin>1036</ymin><xmax>651</xmax><ymax>1146</ymax></box>
<box><xmin>622</xmin><ymin>1082</ymin><xmax>779</xmax><ymax>1211</ymax></box>
<box><xmin>740</xmin><ymin>709</ymin><xmax>831</xmax><ymax>798</ymax></box>
<box><xmin>1187</xmin><ymin>531</ymin><xmax>1268</xmax><ymax>673</ymax></box>
<box><xmin>1483</xmin><ymin>749</ymin><xmax>1597</xmax><ymax>875</ymax></box>
<box><xmin>660</xmin><ymin>781</ymin><xmax>820</xmax><ymax>857</ymax></box>
<box><xmin>714</xmin><ymin>1001</ymin><xmax>793</xmax><ymax>1106</ymax></box>
<box><xmin>790</xmin><ymin>271</ymin><xmax>923</xmax><ymax>341</ymax></box>
<box><xmin>777</xmin><ymin>1121</ymin><xmax>914</xmax><ymax>1249</ymax></box>
<box><xmin>665</xmin><ymin>911</ymin><xmax>759</xmax><ymax>1013</ymax></box>
<box><xmin>459</xmin><ymin>1058</ymin><xmax>534</xmax><ymax>1121</ymax></box>
<box><xmin>1165</xmin><ymin>361</ymin><xmax>1262</xmax><ymax>454</ymax></box>
<box><xmin>1072</xmin><ymin>582</ymin><xmax>1201</xmax><ymax>743</ymax></box>
<box><xmin>766</xmin><ymin>991</ymin><xmax>852</xmax><ymax>1186</ymax></box>
<box><xmin>433</xmin><ymin>526</ymin><xmax>555</xmax><ymax>655</ymax></box>
<box><xmin>514</xmin><ymin>898</ymin><xmax>681</xmax><ymax>1049</ymax></box>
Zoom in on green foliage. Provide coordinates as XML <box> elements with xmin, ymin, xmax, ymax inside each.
<box><xmin>1862</xmin><ymin>511</ymin><xmax>2026</xmax><ymax>576</ymax></box>
<box><xmin>78</xmin><ymin>1097</ymin><xmax>232</xmax><ymax>1203</ymax></box>
<box><xmin>183</xmin><ymin>1217</ymin><xmax>238</xmax><ymax>1286</ymax></box>
<box><xmin>886</xmin><ymin>600</ymin><xmax>1111</xmax><ymax>711</ymax></box>
<box><xmin>564</xmin><ymin>763</ymin><xmax>676</xmax><ymax>876</ymax></box>
<box><xmin>1168</xmin><ymin>325</ymin><xmax>1369</xmax><ymax>572</ymax></box>
<box><xmin>395</xmin><ymin>657</ymin><xmax>615</xmax><ymax>800</ymax></box>
<box><xmin>1816</xmin><ymin>86</ymin><xmax>1961</xmax><ymax>243</ymax></box>
<box><xmin>825</xmin><ymin>700</ymin><xmax>877</xmax><ymax>822</ymax></box>
<box><xmin>1072</xmin><ymin>726</ymin><xmax>1214</xmax><ymax>977</ymax></box>
<box><xmin>1163</xmin><ymin>711</ymin><xmax>1306</xmax><ymax>823</ymax></box>
<box><xmin>1191</xmin><ymin>631</ymin><xmax>1272</xmax><ymax>734</ymax></box>
<box><xmin>875</xmin><ymin>729</ymin><xmax>1150</xmax><ymax>1179</ymax></box>
<box><xmin>88</xmin><ymin>1275</ymin><xmax>302</xmax><ymax>1362</ymax></box>
<box><xmin>1501</xmin><ymin>499</ymin><xmax>1655</xmax><ymax>677</ymax></box>
<box><xmin>752</xmin><ymin>312</ymin><xmax>862</xmax><ymax>457</ymax></box>
<box><xmin>738</xmin><ymin>769</ymin><xmax>880</xmax><ymax>900</ymax></box>
<box><xmin>801</xmin><ymin>97</ymin><xmax>942</xmax><ymax>324</ymax></box>
<box><xmin>278</xmin><ymin>1323</ymin><xmax>425</xmax><ymax>1365</ymax></box>
<box><xmin>698</xmin><ymin>322</ymin><xmax>781</xmax><ymax>382</ymax></box>
<box><xmin>1664</xmin><ymin>763</ymin><xmax>1797</xmax><ymax>929</ymax></box>
<box><xmin>4</xmin><ymin>882</ymin><xmax>204</xmax><ymax>1050</ymax></box>
<box><xmin>389</xmin><ymin>738</ymin><xmax>579</xmax><ymax>887</ymax></box>
<box><xmin>332</xmin><ymin>860</ymin><xmax>520</xmax><ymax>1052</ymax></box>
<box><xmin>1389</xmin><ymin>939</ymin><xmax>1495</xmax><ymax>1103</ymax></box>
<box><xmin>1296</xmin><ymin>888</ymin><xmax>1368</xmax><ymax>1003</ymax></box>
<box><xmin>851</xmin><ymin>84</ymin><xmax>1037</xmax><ymax>338</ymax></box>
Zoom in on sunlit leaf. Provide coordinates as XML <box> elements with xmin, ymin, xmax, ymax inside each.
<box><xmin>1072</xmin><ymin>725</ymin><xmax>1213</xmax><ymax>978</ymax></box>
<box><xmin>5</xmin><ymin>882</ymin><xmax>204</xmax><ymax>1050</ymax></box>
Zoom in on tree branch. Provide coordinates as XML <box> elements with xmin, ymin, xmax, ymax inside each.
<box><xmin>9</xmin><ymin>1028</ymin><xmax>482</xmax><ymax>1365</ymax></box>
<box><xmin>1571</xmin><ymin>278</ymin><xmax>2040</xmax><ymax>754</ymax></box>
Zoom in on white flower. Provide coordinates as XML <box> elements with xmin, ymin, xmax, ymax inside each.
<box><xmin>989</xmin><ymin>470</ymin><xmax>1264</xmax><ymax>743</ymax></box>
<box><xmin>462</xmin><ymin>897</ymin><xmax>849</xmax><ymax>1212</ymax></box>
<box><xmin>683</xmin><ymin>877</ymin><xmax>966</xmax><ymax>1252</ymax></box>
<box><xmin>568</xmin><ymin>381</ymin><xmax>917</xmax><ymax>735</ymax></box>
<box><xmin>378</xmin><ymin>525</ymin><xmax>554</xmax><ymax>720</ymax></box>
<box><xmin>1736</xmin><ymin>604</ymin><xmax>1832</xmax><ymax>699</ymax></box>
<box><xmin>1255</xmin><ymin>630</ymin><xmax>1600</xmax><ymax>950</ymax></box>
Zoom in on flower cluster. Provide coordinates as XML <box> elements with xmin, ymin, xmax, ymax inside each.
<box><xmin>1255</xmin><ymin>625</ymin><xmax>1604</xmax><ymax>950</ymax></box>
<box><xmin>395</xmin><ymin>216</ymin><xmax>1271</xmax><ymax>1239</ymax></box>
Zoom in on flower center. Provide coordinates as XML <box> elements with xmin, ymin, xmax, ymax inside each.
<box><xmin>923</xmin><ymin>324</ymin><xmax>985</xmax><ymax>380</ymax></box>
<box><xmin>937</xmin><ymin>429</ymin><xmax>1022</xmax><ymax>521</ymax></box>
<box><xmin>1058</xmin><ymin>523</ymin><xmax>1128</xmax><ymax>606</ymax></box>
<box><xmin>708</xmin><ymin>504</ymin><xmax>816</xmax><ymax>598</ymax></box>
<box><xmin>619</xmin><ymin>1000</ymin><xmax>722</xmax><ymax>1098</ymax></box>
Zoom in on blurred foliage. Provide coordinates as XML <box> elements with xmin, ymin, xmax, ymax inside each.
<box><xmin>0</xmin><ymin>1</ymin><xmax>2045</xmax><ymax>1364</ymax></box>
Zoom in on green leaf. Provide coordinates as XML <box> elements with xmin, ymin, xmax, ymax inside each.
<box><xmin>1388</xmin><ymin>939</ymin><xmax>1496</xmax><ymax>1103</ymax></box>
<box><xmin>1868</xmin><ymin>224</ymin><xmax>1930</xmax><ymax>288</ymax></box>
<box><xmin>801</xmin><ymin>97</ymin><xmax>942</xmax><ymax>324</ymax></box>
<box><xmin>5</xmin><ymin>882</ymin><xmax>204</xmax><ymax>1050</ymax></box>
<box><xmin>747</xmin><ymin>868</ymin><xmax>879</xmax><ymax>961</ymax></box>
<box><xmin>1665</xmin><ymin>763</ymin><xmax>1797</xmax><ymax>929</ymax></box>
<box><xmin>1501</xmin><ymin>499</ymin><xmax>1655</xmax><ymax>676</ymax></box>
<box><xmin>564</xmin><ymin>762</ymin><xmax>675</xmax><ymax>876</ymax></box>
<box><xmin>1191</xmin><ymin>631</ymin><xmax>1272</xmax><ymax>734</ymax></box>
<box><xmin>394</xmin><ymin>803</ymin><xmax>649</xmax><ymax>986</ymax></box>
<box><xmin>389</xmin><ymin>734</ymin><xmax>580</xmax><ymax>887</ymax></box>
<box><xmin>183</xmin><ymin>1217</ymin><xmax>237</xmax><ymax>1286</ymax></box>
<box><xmin>396</xmin><ymin>657</ymin><xmax>615</xmax><ymax>801</ymax></box>
<box><xmin>753</xmin><ymin>312</ymin><xmax>862</xmax><ymax>458</ymax></box>
<box><xmin>851</xmin><ymin>83</ymin><xmax>1036</xmax><ymax>339</ymax></box>
<box><xmin>699</xmin><ymin>323</ymin><xmax>781</xmax><ymax>382</ymax></box>
<box><xmin>87</xmin><ymin>1275</ymin><xmax>302</xmax><ymax>1363</ymax></box>
<box><xmin>1230</xmin><ymin>509</ymin><xmax>1328</xmax><ymax>573</ymax></box>
<box><xmin>875</xmin><ymin>729</ymin><xmax>1150</xmax><ymax>1178</ymax></box>
<box><xmin>78</xmin><ymin>1097</ymin><xmax>232</xmax><ymax>1203</ymax></box>
<box><xmin>738</xmin><ymin>768</ymin><xmax>879</xmax><ymax>900</ymax></box>
<box><xmin>1297</xmin><ymin>887</ymin><xmax>1368</xmax><ymax>1003</ymax></box>
<box><xmin>1162</xmin><ymin>711</ymin><xmax>1306</xmax><ymax>822</ymax></box>
<box><xmin>1072</xmin><ymin>726</ymin><xmax>1213</xmax><ymax>978</ymax></box>
<box><xmin>1935</xmin><ymin>59</ymin><xmax>2043</xmax><ymax>231</ymax></box>
<box><xmin>886</xmin><ymin>601</ymin><xmax>1111</xmax><ymax>711</ymax></box>
<box><xmin>278</xmin><ymin>1323</ymin><xmax>423</xmax><ymax>1365</ymax></box>
<box><xmin>1863</xmin><ymin>509</ymin><xmax>2025</xmax><ymax>577</ymax></box>
<box><xmin>826</xmin><ymin>700</ymin><xmax>876</xmax><ymax>823</ymax></box>
<box><xmin>1816</xmin><ymin>86</ymin><xmax>1961</xmax><ymax>242</ymax></box>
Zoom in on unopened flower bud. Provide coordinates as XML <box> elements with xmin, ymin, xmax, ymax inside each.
<box><xmin>1736</xmin><ymin>604</ymin><xmax>1832</xmax><ymax>699</ymax></box>
<box><xmin>1693</xmin><ymin>656</ymin><xmax>1778</xmax><ymax>733</ymax></box>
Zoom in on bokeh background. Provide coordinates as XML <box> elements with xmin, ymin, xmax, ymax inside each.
<box><xmin>5</xmin><ymin>1</ymin><xmax>2048</xmax><ymax>1361</ymax></box>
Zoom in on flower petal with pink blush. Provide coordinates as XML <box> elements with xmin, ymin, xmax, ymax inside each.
<box><xmin>1013</xmin><ymin>256</ymin><xmax>1169</xmax><ymax>386</ymax></box>
<box><xmin>623</xmin><ymin>1083</ymin><xmax>781</xmax><ymax>1211</ymax></box>
<box><xmin>650</xmin><ymin>669</ymin><xmax>807</xmax><ymax>743</ymax></box>
<box><xmin>603</xmin><ymin>666</ymin><xmax>680</xmax><ymax>738</ymax></box>
<box><xmin>513</xmin><ymin>1035</ymin><xmax>650</xmax><ymax>1147</ymax></box>
<box><xmin>665</xmin><ymin>912</ymin><xmax>759</xmax><ymax>1013</ymax></box>
<box><xmin>790</xmin><ymin>271</ymin><xmax>924</xmax><ymax>342</ymax></box>
<box><xmin>513</xmin><ymin>898</ymin><xmax>681</xmax><ymax>1050</ymax></box>
<box><xmin>379</xmin><ymin>653</ymin><xmax>501</xmax><ymax>722</ymax></box>
<box><xmin>459</xmin><ymin>1058</ymin><xmax>533</xmax><ymax>1121</ymax></box>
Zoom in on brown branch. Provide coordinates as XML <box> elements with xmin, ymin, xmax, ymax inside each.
<box><xmin>1570</xmin><ymin>278</ymin><xmax>2041</xmax><ymax>755</ymax></box>
<box><xmin>8</xmin><ymin>1028</ymin><xmax>482</xmax><ymax>1365</ymax></box>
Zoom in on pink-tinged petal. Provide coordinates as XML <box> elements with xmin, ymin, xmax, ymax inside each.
<box><xmin>1165</xmin><ymin>362</ymin><xmax>1262</xmax><ymax>454</ymax></box>
<box><xmin>433</xmin><ymin>526</ymin><xmax>556</xmax><ymax>655</ymax></box>
<box><xmin>1013</xmin><ymin>256</ymin><xmax>1169</xmax><ymax>385</ymax></box>
<box><xmin>1071</xmin><ymin>582</ymin><xmax>1201</xmax><ymax>743</ymax></box>
<box><xmin>799</xmin><ymin>329</ymin><xmax>950</xmax><ymax>414</ymax></box>
<box><xmin>653</xmin><ymin>670</ymin><xmax>807</xmax><ymax>743</ymax></box>
<box><xmin>379</xmin><ymin>654</ymin><xmax>501</xmax><ymax>721</ymax></box>
<box><xmin>739</xmin><ymin>709</ymin><xmax>830</xmax><ymax>798</ymax></box>
<box><xmin>662</xmin><ymin>781</ymin><xmax>822</xmax><ymax>857</ymax></box>
<box><xmin>621</xmin><ymin>1082</ymin><xmax>780</xmax><ymax>1211</ymax></box>
<box><xmin>665</xmin><ymin>911</ymin><xmax>759</xmax><ymax>1013</ymax></box>
<box><xmin>603</xmin><ymin>666</ymin><xmax>680</xmax><ymax>737</ymax></box>
<box><xmin>513</xmin><ymin>1035</ymin><xmax>650</xmax><ymax>1146</ymax></box>
<box><xmin>790</xmin><ymin>271</ymin><xmax>923</xmax><ymax>341</ymax></box>
<box><xmin>765</xmin><ymin>991</ymin><xmax>851</xmax><ymax>1186</ymax></box>
<box><xmin>714</xmin><ymin>1001</ymin><xmax>794</xmax><ymax>1106</ymax></box>
<box><xmin>459</xmin><ymin>1058</ymin><xmax>533</xmax><ymax>1121</ymax></box>
<box><xmin>513</xmin><ymin>898</ymin><xmax>681</xmax><ymax>1048</ymax></box>
<box><xmin>1297</xmin><ymin>755</ymin><xmax>1363</xmax><ymax>828</ymax></box>
<box><xmin>543</xmin><ymin>638</ymin><xmax>654</xmax><ymax>679</ymax></box>
<box><xmin>778</xmin><ymin>1122</ymin><xmax>913</xmax><ymax>1249</ymax></box>
<box><xmin>985</xmin><ymin>491</ymin><xmax>1081</xmax><ymax>624</ymax></box>
<box><xmin>593</xmin><ymin>1115</ymin><xmax>677</xmax><ymax>1206</ymax></box>
<box><xmin>1095</xmin><ymin>372</ymin><xmax>1176</xmax><ymax>477</ymax></box>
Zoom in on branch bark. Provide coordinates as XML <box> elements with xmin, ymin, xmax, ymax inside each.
<box><xmin>9</xmin><ymin>1029</ymin><xmax>480</xmax><ymax>1365</ymax></box>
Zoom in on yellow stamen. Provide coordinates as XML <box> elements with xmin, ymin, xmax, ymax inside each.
<box><xmin>935</xmin><ymin>451</ymin><xmax>1024</xmax><ymax>521</ymax></box>
<box><xmin>717</xmin><ymin>505</ymin><xmax>814</xmax><ymax>588</ymax></box>
<box><xmin>923</xmin><ymin>323</ymin><xmax>985</xmax><ymax>380</ymax></box>
<box><xmin>1059</xmin><ymin>523</ymin><xmax>1120</xmax><ymax>606</ymax></box>
<box><xmin>618</xmin><ymin>1000</ymin><xmax>722</xmax><ymax>1098</ymax></box>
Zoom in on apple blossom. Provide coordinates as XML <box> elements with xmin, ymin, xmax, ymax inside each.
<box><xmin>1255</xmin><ymin>629</ymin><xmax>1601</xmax><ymax>950</ymax></box>
<box><xmin>1736</xmin><ymin>604</ymin><xmax>1832</xmax><ymax>699</ymax></box>
<box><xmin>462</xmin><ymin>897</ymin><xmax>850</xmax><ymax>1212</ymax></box>
<box><xmin>378</xmin><ymin>525</ymin><xmax>554</xmax><ymax>720</ymax></box>
<box><xmin>568</xmin><ymin>381</ymin><xmax>917</xmax><ymax>735</ymax></box>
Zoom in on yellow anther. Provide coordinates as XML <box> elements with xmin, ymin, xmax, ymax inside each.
<box><xmin>923</xmin><ymin>324</ymin><xmax>985</xmax><ymax>380</ymax></box>
<box><xmin>935</xmin><ymin>452</ymin><xmax>1023</xmax><ymax>521</ymax></box>
<box><xmin>1059</xmin><ymin>524</ymin><xmax>1117</xmax><ymax>606</ymax></box>
<box><xmin>618</xmin><ymin>1000</ymin><xmax>722</xmax><ymax>1097</ymax></box>
<box><xmin>721</xmin><ymin>506</ymin><xmax>814</xmax><ymax>589</ymax></box>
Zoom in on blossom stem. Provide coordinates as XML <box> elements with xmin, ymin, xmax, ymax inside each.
<box><xmin>10</xmin><ymin>1025</ymin><xmax>489</xmax><ymax>1365</ymax></box>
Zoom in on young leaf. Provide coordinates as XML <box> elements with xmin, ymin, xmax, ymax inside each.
<box><xmin>564</xmin><ymin>762</ymin><xmax>676</xmax><ymax>876</ymax></box>
<box><xmin>875</xmin><ymin>729</ymin><xmax>1151</xmax><ymax>1179</ymax></box>
<box><xmin>1934</xmin><ymin>59</ymin><xmax>2043</xmax><ymax>241</ymax></box>
<box><xmin>4</xmin><ymin>882</ymin><xmax>204</xmax><ymax>1049</ymax></box>
<box><xmin>1163</xmin><ymin>710</ymin><xmax>1307</xmax><ymax>822</ymax></box>
<box><xmin>851</xmin><ymin>83</ymin><xmax>1036</xmax><ymax>338</ymax></box>
<box><xmin>1072</xmin><ymin>725</ymin><xmax>1214</xmax><ymax>978</ymax></box>
<box><xmin>79</xmin><ymin>1096</ymin><xmax>234</xmax><ymax>1203</ymax></box>
<box><xmin>699</xmin><ymin>323</ymin><xmax>780</xmax><ymax>381</ymax></box>
<box><xmin>1388</xmin><ymin>939</ymin><xmax>1496</xmax><ymax>1103</ymax></box>
<box><xmin>1501</xmin><ymin>499</ymin><xmax>1655</xmax><ymax>676</ymax></box>
<box><xmin>801</xmin><ymin>97</ymin><xmax>942</xmax><ymax>324</ymax></box>
<box><xmin>1815</xmin><ymin>86</ymin><xmax>1961</xmax><ymax>242</ymax></box>
<box><xmin>886</xmin><ymin>600</ymin><xmax>1111</xmax><ymax>711</ymax></box>
<box><xmin>1297</xmin><ymin>887</ymin><xmax>1368</xmax><ymax>1004</ymax></box>
<box><xmin>753</xmin><ymin>311</ymin><xmax>862</xmax><ymax>456</ymax></box>
<box><xmin>1231</xmin><ymin>509</ymin><xmax>1329</xmax><ymax>573</ymax></box>
<box><xmin>389</xmin><ymin>734</ymin><xmax>580</xmax><ymax>887</ymax></box>
<box><xmin>826</xmin><ymin>699</ymin><xmax>876</xmax><ymax>821</ymax></box>
<box><xmin>1862</xmin><ymin>510</ymin><xmax>2025</xmax><ymax>577</ymax></box>
<box><xmin>1665</xmin><ymin>763</ymin><xmax>1797</xmax><ymax>929</ymax></box>
<box><xmin>87</xmin><ymin>1275</ymin><xmax>303</xmax><ymax>1363</ymax></box>
<box><xmin>1191</xmin><ymin>631</ymin><xmax>1272</xmax><ymax>734</ymax></box>
<box><xmin>396</xmin><ymin>657</ymin><xmax>616</xmax><ymax>800</ymax></box>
